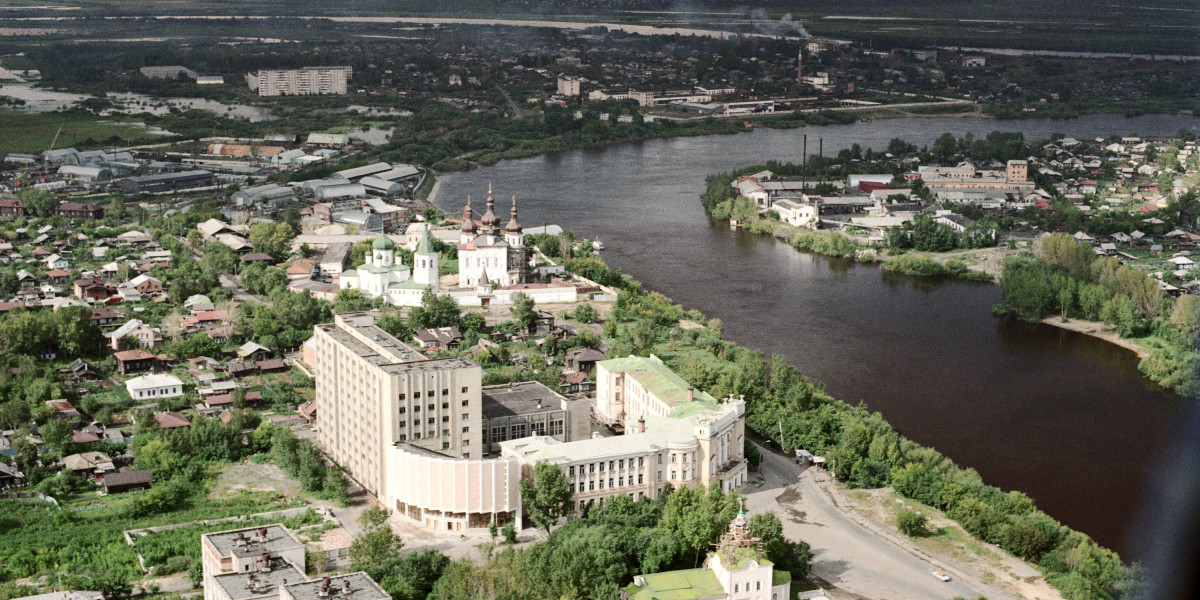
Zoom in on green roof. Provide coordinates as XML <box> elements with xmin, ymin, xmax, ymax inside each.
<box><xmin>372</xmin><ymin>234</ymin><xmax>395</xmax><ymax>250</ymax></box>
<box><xmin>415</xmin><ymin>227</ymin><xmax>436</xmax><ymax>255</ymax></box>
<box><xmin>388</xmin><ymin>279</ymin><xmax>430</xmax><ymax>290</ymax></box>
<box><xmin>624</xmin><ymin>569</ymin><xmax>726</xmax><ymax>600</ymax></box>
<box><xmin>598</xmin><ymin>355</ymin><xmax>718</xmax><ymax>414</ymax></box>
<box><xmin>772</xmin><ymin>570</ymin><xmax>791</xmax><ymax>586</ymax></box>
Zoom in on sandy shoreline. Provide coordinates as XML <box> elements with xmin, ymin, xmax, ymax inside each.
<box><xmin>1039</xmin><ymin>316</ymin><xmax>1150</xmax><ymax>359</ymax></box>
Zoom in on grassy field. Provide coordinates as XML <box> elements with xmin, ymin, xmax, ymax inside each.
<box><xmin>0</xmin><ymin>110</ymin><xmax>160</xmax><ymax>154</ymax></box>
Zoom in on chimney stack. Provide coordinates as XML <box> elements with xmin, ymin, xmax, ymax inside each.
<box><xmin>686</xmin><ymin>386</ymin><xmax>694</xmax><ymax>404</ymax></box>
<box><xmin>343</xmin><ymin>580</ymin><xmax>351</xmax><ymax>594</ymax></box>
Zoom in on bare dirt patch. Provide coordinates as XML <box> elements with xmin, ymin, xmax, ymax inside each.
<box><xmin>210</xmin><ymin>462</ymin><xmax>303</xmax><ymax>499</ymax></box>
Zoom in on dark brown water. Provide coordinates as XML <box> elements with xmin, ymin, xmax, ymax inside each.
<box><xmin>436</xmin><ymin>114</ymin><xmax>1200</xmax><ymax>556</ymax></box>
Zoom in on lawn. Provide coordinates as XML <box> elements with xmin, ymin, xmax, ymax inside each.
<box><xmin>0</xmin><ymin>109</ymin><xmax>158</xmax><ymax>154</ymax></box>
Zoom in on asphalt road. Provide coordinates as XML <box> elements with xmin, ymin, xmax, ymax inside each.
<box><xmin>745</xmin><ymin>444</ymin><xmax>1016</xmax><ymax>600</ymax></box>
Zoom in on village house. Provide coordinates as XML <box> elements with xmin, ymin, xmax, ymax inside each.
<box><xmin>102</xmin><ymin>469</ymin><xmax>155</xmax><ymax>494</ymax></box>
<box><xmin>108</xmin><ymin>319</ymin><xmax>164</xmax><ymax>350</ymax></box>
<box><xmin>114</xmin><ymin>348</ymin><xmax>164</xmax><ymax>374</ymax></box>
<box><xmin>127</xmin><ymin>373</ymin><xmax>184</xmax><ymax>400</ymax></box>
<box><xmin>126</xmin><ymin>274</ymin><xmax>163</xmax><ymax>295</ymax></box>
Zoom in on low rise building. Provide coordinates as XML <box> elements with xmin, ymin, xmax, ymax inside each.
<box><xmin>126</xmin><ymin>373</ymin><xmax>183</xmax><ymax>401</ymax></box>
<box><xmin>625</xmin><ymin>508</ymin><xmax>791</xmax><ymax>600</ymax></box>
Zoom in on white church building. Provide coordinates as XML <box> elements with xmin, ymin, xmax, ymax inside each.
<box><xmin>339</xmin><ymin>228</ymin><xmax>439</xmax><ymax>306</ymax></box>
<box><xmin>339</xmin><ymin>187</ymin><xmax>579</xmax><ymax>307</ymax></box>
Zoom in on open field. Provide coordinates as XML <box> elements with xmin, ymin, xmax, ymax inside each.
<box><xmin>0</xmin><ymin>109</ymin><xmax>162</xmax><ymax>154</ymax></box>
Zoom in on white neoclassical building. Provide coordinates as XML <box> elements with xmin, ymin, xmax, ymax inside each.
<box><xmin>339</xmin><ymin>228</ymin><xmax>439</xmax><ymax>306</ymax></box>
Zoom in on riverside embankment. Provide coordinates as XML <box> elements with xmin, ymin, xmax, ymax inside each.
<box><xmin>434</xmin><ymin>113</ymin><xmax>1200</xmax><ymax>556</ymax></box>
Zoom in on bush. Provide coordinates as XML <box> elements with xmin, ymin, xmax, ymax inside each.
<box><xmin>897</xmin><ymin>510</ymin><xmax>929</xmax><ymax>537</ymax></box>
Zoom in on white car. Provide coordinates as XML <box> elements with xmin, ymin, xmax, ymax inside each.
<box><xmin>931</xmin><ymin>570</ymin><xmax>951</xmax><ymax>582</ymax></box>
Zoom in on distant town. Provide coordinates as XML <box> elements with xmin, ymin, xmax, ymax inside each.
<box><xmin>0</xmin><ymin>3</ymin><xmax>1194</xmax><ymax>600</ymax></box>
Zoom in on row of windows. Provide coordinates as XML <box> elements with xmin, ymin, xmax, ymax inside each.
<box><xmin>731</xmin><ymin>581</ymin><xmax>765</xmax><ymax>594</ymax></box>
<box><xmin>399</xmin><ymin>387</ymin><xmax>470</xmax><ymax>400</ymax></box>
<box><xmin>568</xmin><ymin>456</ymin><xmax>658</xmax><ymax>477</ymax></box>
<box><xmin>577</xmin><ymin>474</ymin><xmax>646</xmax><ymax>492</ymax></box>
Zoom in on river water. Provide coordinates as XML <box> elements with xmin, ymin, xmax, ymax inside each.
<box><xmin>435</xmin><ymin>114</ymin><xmax>1200</xmax><ymax>557</ymax></box>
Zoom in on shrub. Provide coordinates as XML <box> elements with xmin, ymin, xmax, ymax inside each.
<box><xmin>897</xmin><ymin>510</ymin><xmax>929</xmax><ymax>537</ymax></box>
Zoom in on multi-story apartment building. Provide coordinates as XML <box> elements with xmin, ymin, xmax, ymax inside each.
<box><xmin>556</xmin><ymin>75</ymin><xmax>581</xmax><ymax>96</ymax></box>
<box><xmin>247</xmin><ymin>67</ymin><xmax>352</xmax><ymax>97</ymax></box>
<box><xmin>312</xmin><ymin>312</ymin><xmax>482</xmax><ymax>485</ymax></box>
<box><xmin>200</xmin><ymin>526</ymin><xmax>305</xmax><ymax>600</ymax></box>
<box><xmin>200</xmin><ymin>525</ymin><xmax>387</xmax><ymax>600</ymax></box>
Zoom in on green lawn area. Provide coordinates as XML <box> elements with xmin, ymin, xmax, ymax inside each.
<box><xmin>0</xmin><ymin>109</ymin><xmax>156</xmax><ymax>154</ymax></box>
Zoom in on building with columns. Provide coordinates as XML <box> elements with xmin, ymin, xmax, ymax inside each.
<box><xmin>501</xmin><ymin>396</ymin><xmax>748</xmax><ymax>513</ymax></box>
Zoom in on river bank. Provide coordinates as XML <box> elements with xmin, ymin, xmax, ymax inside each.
<box><xmin>1040</xmin><ymin>316</ymin><xmax>1151</xmax><ymax>360</ymax></box>
<box><xmin>435</xmin><ymin>113</ymin><xmax>1199</xmax><ymax>556</ymax></box>
<box><xmin>572</xmin><ymin>252</ymin><xmax>1134</xmax><ymax>600</ymax></box>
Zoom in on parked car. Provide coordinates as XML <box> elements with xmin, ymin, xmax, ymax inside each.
<box><xmin>931</xmin><ymin>570</ymin><xmax>951</xmax><ymax>582</ymax></box>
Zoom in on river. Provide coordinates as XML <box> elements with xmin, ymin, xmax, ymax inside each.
<box><xmin>434</xmin><ymin>114</ymin><xmax>1200</xmax><ymax>558</ymax></box>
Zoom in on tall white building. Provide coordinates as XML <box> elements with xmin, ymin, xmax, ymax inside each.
<box><xmin>457</xmin><ymin>187</ymin><xmax>528</xmax><ymax>288</ymax></box>
<box><xmin>246</xmin><ymin>66</ymin><xmax>352</xmax><ymax>97</ymax></box>
<box><xmin>556</xmin><ymin>75</ymin><xmax>581</xmax><ymax>96</ymax></box>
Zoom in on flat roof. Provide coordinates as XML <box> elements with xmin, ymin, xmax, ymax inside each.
<box><xmin>317</xmin><ymin>321</ymin><xmax>426</xmax><ymax>366</ymax></box>
<box><xmin>284</xmin><ymin>573</ymin><xmax>389</xmax><ymax>600</ymax></box>
<box><xmin>481</xmin><ymin>381</ymin><xmax>567</xmax><ymax>419</ymax></box>
<box><xmin>203</xmin><ymin>524</ymin><xmax>304</xmax><ymax>559</ymax></box>
<box><xmin>214</xmin><ymin>560</ymin><xmax>305</xmax><ymax>600</ymax></box>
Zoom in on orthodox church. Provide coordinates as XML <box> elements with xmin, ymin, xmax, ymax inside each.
<box><xmin>340</xmin><ymin>187</ymin><xmax>576</xmax><ymax>307</ymax></box>
<box><xmin>458</xmin><ymin>185</ymin><xmax>528</xmax><ymax>288</ymax></box>
<box><xmin>338</xmin><ymin>226</ymin><xmax>439</xmax><ymax>306</ymax></box>
<box><xmin>624</xmin><ymin>505</ymin><xmax>792</xmax><ymax>600</ymax></box>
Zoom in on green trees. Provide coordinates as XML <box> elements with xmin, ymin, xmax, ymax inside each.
<box><xmin>749</xmin><ymin>512</ymin><xmax>812</xmax><ymax>578</ymax></box>
<box><xmin>248</xmin><ymin>222</ymin><xmax>296</xmax><ymax>261</ymax></box>
<box><xmin>518</xmin><ymin>461</ymin><xmax>573</xmax><ymax>533</ymax></box>
<box><xmin>350</xmin><ymin>507</ymin><xmax>404</xmax><ymax>572</ymax></box>
<box><xmin>333</xmin><ymin>289</ymin><xmax>373</xmax><ymax>313</ymax></box>
<box><xmin>408</xmin><ymin>290</ymin><xmax>461</xmax><ymax>330</ymax></box>
<box><xmin>17</xmin><ymin>189</ymin><xmax>56</xmax><ymax>218</ymax></box>
<box><xmin>660</xmin><ymin>484</ymin><xmax>741</xmax><ymax>567</ymax></box>
<box><xmin>270</xmin><ymin>427</ymin><xmax>350</xmax><ymax>505</ymax></box>
<box><xmin>240</xmin><ymin>263</ymin><xmax>288</xmax><ymax>296</ymax></box>
<box><xmin>0</xmin><ymin>306</ymin><xmax>102</xmax><ymax>359</ymax></box>
<box><xmin>509</xmin><ymin>292</ymin><xmax>537</xmax><ymax>334</ymax></box>
<box><xmin>240</xmin><ymin>290</ymin><xmax>332</xmax><ymax>352</ymax></box>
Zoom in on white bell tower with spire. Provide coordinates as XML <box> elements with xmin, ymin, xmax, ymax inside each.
<box><xmin>504</xmin><ymin>195</ymin><xmax>523</xmax><ymax>248</ymax></box>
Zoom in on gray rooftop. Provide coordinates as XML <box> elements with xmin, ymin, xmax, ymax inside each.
<box><xmin>284</xmin><ymin>573</ymin><xmax>389</xmax><ymax>600</ymax></box>
<box><xmin>481</xmin><ymin>381</ymin><xmax>567</xmax><ymax>419</ymax></box>
<box><xmin>317</xmin><ymin>321</ymin><xmax>427</xmax><ymax>366</ymax></box>
<box><xmin>214</xmin><ymin>560</ymin><xmax>305</xmax><ymax>600</ymax></box>
<box><xmin>203</xmin><ymin>524</ymin><xmax>304</xmax><ymax>559</ymax></box>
